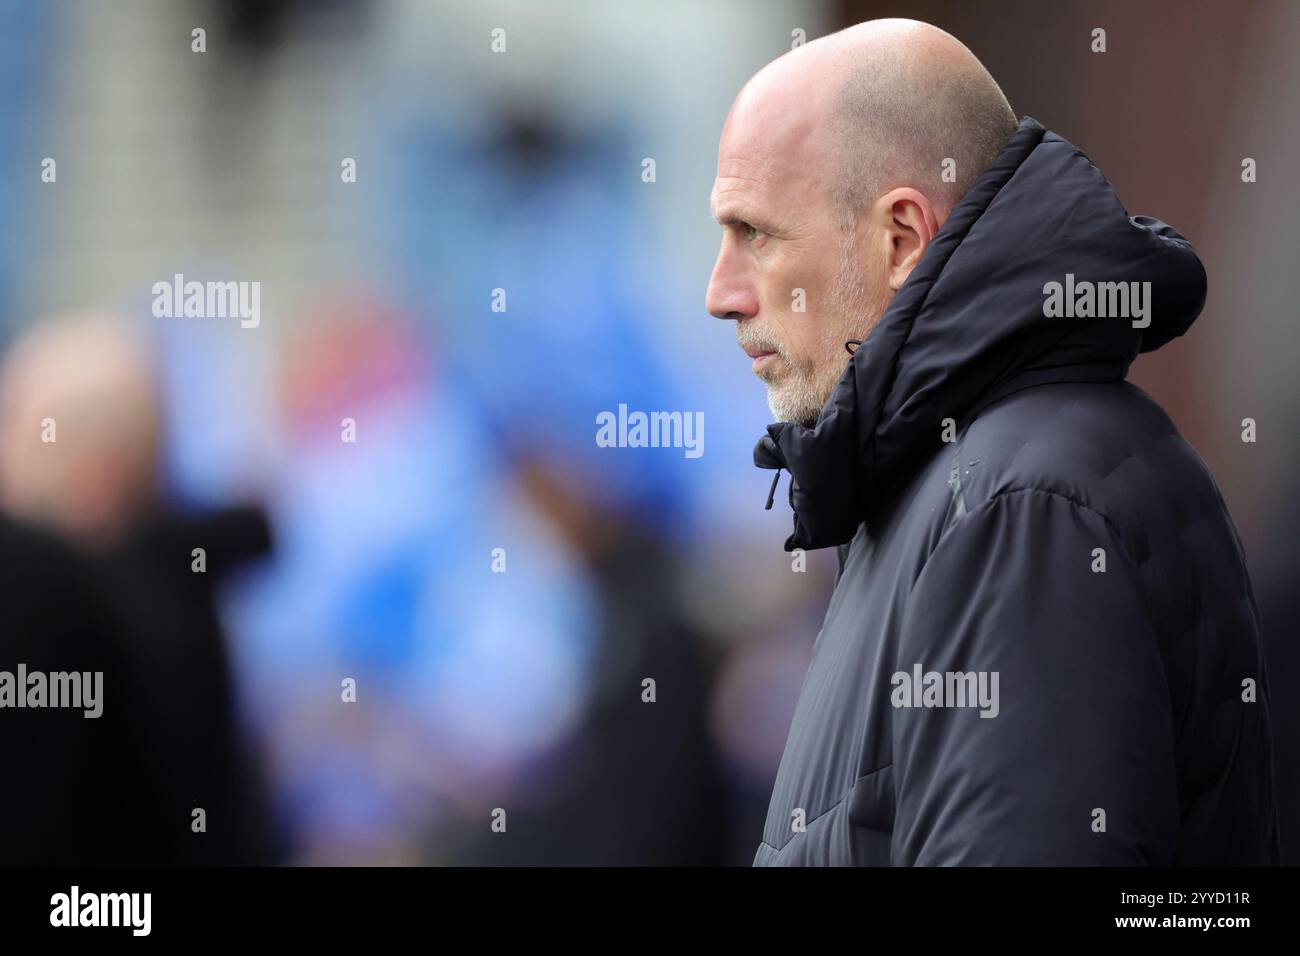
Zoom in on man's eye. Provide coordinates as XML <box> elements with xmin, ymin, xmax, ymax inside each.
<box><xmin>742</xmin><ymin>223</ymin><xmax>762</xmax><ymax>241</ymax></box>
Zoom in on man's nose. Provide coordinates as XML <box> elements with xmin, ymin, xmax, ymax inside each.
<box><xmin>705</xmin><ymin>240</ymin><xmax>758</xmax><ymax>321</ymax></box>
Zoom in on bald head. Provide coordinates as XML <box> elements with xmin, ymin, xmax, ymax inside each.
<box><xmin>707</xmin><ymin>20</ymin><xmax>1016</xmax><ymax>425</ymax></box>
<box><xmin>0</xmin><ymin>312</ymin><xmax>161</xmax><ymax>543</ymax></box>
<box><xmin>726</xmin><ymin>19</ymin><xmax>1015</xmax><ymax>225</ymax></box>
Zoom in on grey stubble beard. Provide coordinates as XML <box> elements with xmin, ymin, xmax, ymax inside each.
<box><xmin>758</xmin><ymin>233</ymin><xmax>887</xmax><ymax>427</ymax></box>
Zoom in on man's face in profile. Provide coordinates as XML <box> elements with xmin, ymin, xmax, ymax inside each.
<box><xmin>705</xmin><ymin>89</ymin><xmax>890</xmax><ymax>426</ymax></box>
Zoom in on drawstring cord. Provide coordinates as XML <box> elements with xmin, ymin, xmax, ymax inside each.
<box><xmin>755</xmin><ymin>433</ymin><xmax>786</xmax><ymax>511</ymax></box>
<box><xmin>764</xmin><ymin>468</ymin><xmax>781</xmax><ymax>510</ymax></box>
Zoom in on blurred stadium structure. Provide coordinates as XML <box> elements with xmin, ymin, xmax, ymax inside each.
<box><xmin>0</xmin><ymin>0</ymin><xmax>1295</xmax><ymax>864</ymax></box>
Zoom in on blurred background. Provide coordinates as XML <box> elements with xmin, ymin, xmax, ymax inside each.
<box><xmin>0</xmin><ymin>0</ymin><xmax>1294</xmax><ymax>865</ymax></box>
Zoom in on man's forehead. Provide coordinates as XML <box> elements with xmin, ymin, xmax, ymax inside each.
<box><xmin>711</xmin><ymin>80</ymin><xmax>830</xmax><ymax>220</ymax></box>
<box><xmin>710</xmin><ymin>162</ymin><xmax>773</xmax><ymax>221</ymax></box>
<box><xmin>711</xmin><ymin>136</ymin><xmax>821</xmax><ymax>225</ymax></box>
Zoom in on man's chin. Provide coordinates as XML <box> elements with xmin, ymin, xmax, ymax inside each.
<box><xmin>765</xmin><ymin>387</ymin><xmax>821</xmax><ymax>427</ymax></box>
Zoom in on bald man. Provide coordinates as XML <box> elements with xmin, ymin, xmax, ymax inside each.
<box><xmin>708</xmin><ymin>20</ymin><xmax>1279</xmax><ymax>865</ymax></box>
<box><xmin>0</xmin><ymin>313</ymin><xmax>161</xmax><ymax>544</ymax></box>
<box><xmin>0</xmin><ymin>313</ymin><xmax>281</xmax><ymax>863</ymax></box>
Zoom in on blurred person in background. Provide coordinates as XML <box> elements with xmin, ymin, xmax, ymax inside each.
<box><xmin>709</xmin><ymin>20</ymin><xmax>1279</xmax><ymax>865</ymax></box>
<box><xmin>0</xmin><ymin>512</ymin><xmax>144</xmax><ymax>864</ymax></box>
<box><xmin>0</xmin><ymin>312</ymin><xmax>282</xmax><ymax>863</ymax></box>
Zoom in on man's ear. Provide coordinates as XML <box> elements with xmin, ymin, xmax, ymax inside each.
<box><xmin>878</xmin><ymin>187</ymin><xmax>939</xmax><ymax>291</ymax></box>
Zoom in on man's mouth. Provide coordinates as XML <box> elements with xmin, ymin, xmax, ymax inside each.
<box><xmin>742</xmin><ymin>343</ymin><xmax>779</xmax><ymax>370</ymax></box>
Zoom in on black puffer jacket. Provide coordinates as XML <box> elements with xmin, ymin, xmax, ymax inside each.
<box><xmin>752</xmin><ymin>117</ymin><xmax>1280</xmax><ymax>865</ymax></box>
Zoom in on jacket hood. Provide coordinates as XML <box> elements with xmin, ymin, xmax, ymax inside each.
<box><xmin>754</xmin><ymin>115</ymin><xmax>1208</xmax><ymax>551</ymax></box>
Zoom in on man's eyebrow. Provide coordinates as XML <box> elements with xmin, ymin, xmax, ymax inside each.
<box><xmin>711</xmin><ymin>203</ymin><xmax>769</xmax><ymax>230</ymax></box>
<box><xmin>712</xmin><ymin>206</ymin><xmax>743</xmax><ymax>226</ymax></box>
<box><xmin>710</xmin><ymin>188</ymin><xmax>746</xmax><ymax>226</ymax></box>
